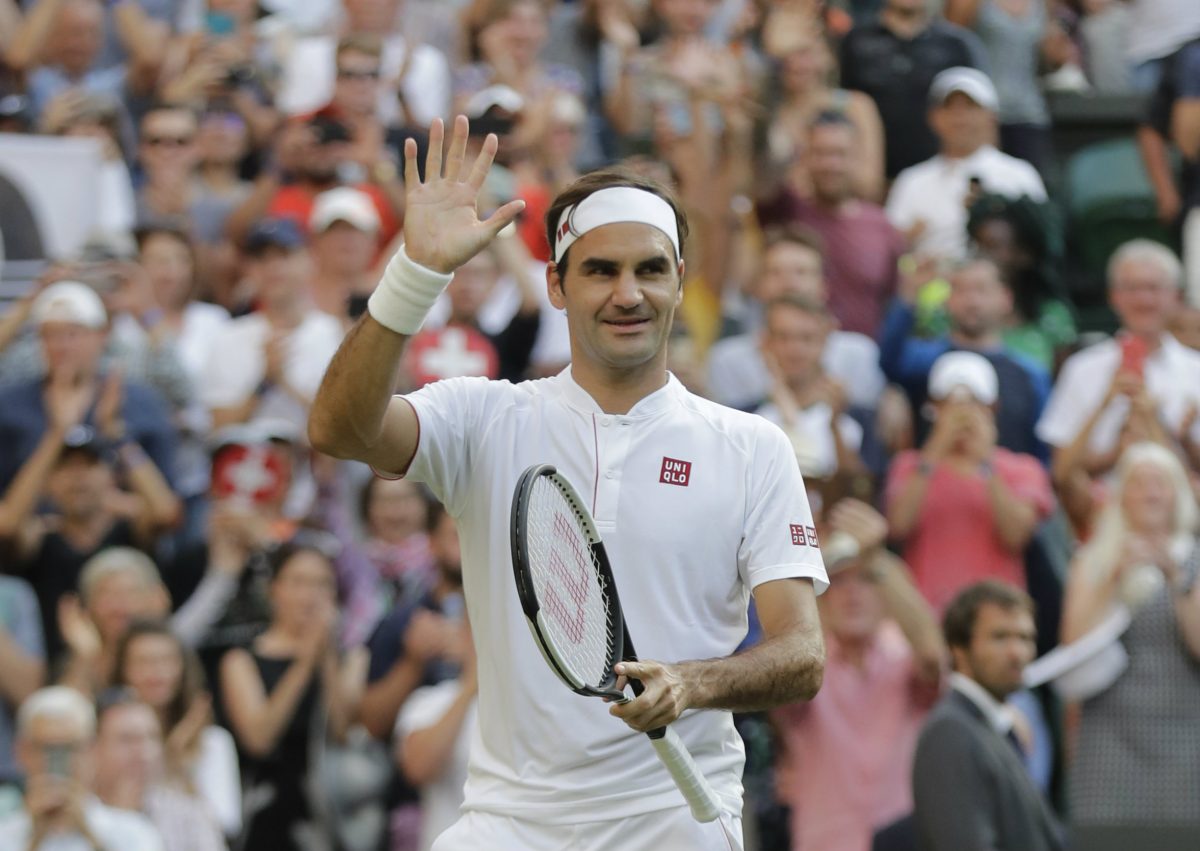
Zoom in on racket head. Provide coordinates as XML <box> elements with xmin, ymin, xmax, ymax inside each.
<box><xmin>510</xmin><ymin>464</ymin><xmax>626</xmax><ymax>700</ymax></box>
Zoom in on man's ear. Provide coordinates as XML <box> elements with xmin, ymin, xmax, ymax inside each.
<box><xmin>675</xmin><ymin>259</ymin><xmax>686</xmax><ymax>306</ymax></box>
<box><xmin>547</xmin><ymin>263</ymin><xmax>566</xmax><ymax>311</ymax></box>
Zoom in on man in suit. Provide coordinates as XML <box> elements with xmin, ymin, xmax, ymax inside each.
<box><xmin>912</xmin><ymin>580</ymin><xmax>1063</xmax><ymax>851</ymax></box>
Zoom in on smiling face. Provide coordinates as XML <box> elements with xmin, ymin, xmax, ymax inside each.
<box><xmin>1121</xmin><ymin>461</ymin><xmax>1177</xmax><ymax>536</ymax></box>
<box><xmin>547</xmin><ymin>222</ymin><xmax>683</xmax><ymax>379</ymax></box>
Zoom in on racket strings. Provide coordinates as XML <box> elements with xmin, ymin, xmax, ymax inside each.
<box><xmin>528</xmin><ymin>477</ymin><xmax>616</xmax><ymax>688</ymax></box>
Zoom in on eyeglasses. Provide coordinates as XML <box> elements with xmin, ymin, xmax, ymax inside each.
<box><xmin>145</xmin><ymin>135</ymin><xmax>194</xmax><ymax>147</ymax></box>
<box><xmin>337</xmin><ymin>68</ymin><xmax>381</xmax><ymax>81</ymax></box>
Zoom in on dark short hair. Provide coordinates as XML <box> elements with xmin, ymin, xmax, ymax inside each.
<box><xmin>763</xmin><ymin>224</ymin><xmax>825</xmax><ymax>263</ymax></box>
<box><xmin>269</xmin><ymin>530</ymin><xmax>341</xmax><ymax>581</ymax></box>
<box><xmin>942</xmin><ymin>580</ymin><xmax>1034</xmax><ymax>651</ymax></box>
<box><xmin>809</xmin><ymin>109</ymin><xmax>856</xmax><ymax>135</ymax></box>
<box><xmin>544</xmin><ymin>168</ymin><xmax>689</xmax><ymax>275</ymax></box>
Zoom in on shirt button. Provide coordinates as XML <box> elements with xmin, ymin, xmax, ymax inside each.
<box><xmin>600</xmin><ymin>417</ymin><xmax>612</xmax><ymax>427</ymax></box>
<box><xmin>605</xmin><ymin>470</ymin><xmax>616</xmax><ymax>480</ymax></box>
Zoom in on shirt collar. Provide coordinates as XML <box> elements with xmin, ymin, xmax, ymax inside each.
<box><xmin>936</xmin><ymin>144</ymin><xmax>998</xmax><ymax>172</ymax></box>
<box><xmin>553</xmin><ymin>366</ymin><xmax>685</xmax><ymax>418</ymax></box>
<box><xmin>950</xmin><ymin>672</ymin><xmax>1014</xmax><ymax>735</ymax></box>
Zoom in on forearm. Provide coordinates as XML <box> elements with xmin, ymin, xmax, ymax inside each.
<box><xmin>680</xmin><ymin>627</ymin><xmax>824</xmax><ymax>713</ymax></box>
<box><xmin>0</xmin><ymin>429</ymin><xmax>65</xmax><ymax>540</ymax></box>
<box><xmin>224</xmin><ymin>173</ymin><xmax>280</xmax><ymax>244</ymax></box>
<box><xmin>984</xmin><ymin>474</ymin><xmax>1038</xmax><ymax>551</ymax></box>
<box><xmin>869</xmin><ymin>551</ymin><xmax>945</xmax><ymax>679</ymax></box>
<box><xmin>4</xmin><ymin>0</ymin><xmax>62</xmax><ymax>70</ymax></box>
<box><xmin>119</xmin><ymin>443</ymin><xmax>182</xmax><ymax>530</ymax></box>
<box><xmin>238</xmin><ymin>660</ymin><xmax>318</xmax><ymax>756</ymax></box>
<box><xmin>1061</xmin><ymin>565</ymin><xmax>1120</xmax><ymax>643</ymax></box>
<box><xmin>1172</xmin><ymin>100</ymin><xmax>1200</xmax><ymax>161</ymax></box>
<box><xmin>359</xmin><ymin>658</ymin><xmax>424</xmax><ymax>739</ymax></box>
<box><xmin>308</xmin><ymin>315</ymin><xmax>414</xmax><ymax>469</ymax></box>
<box><xmin>170</xmin><ymin>571</ymin><xmax>238</xmax><ymax>647</ymax></box>
<box><xmin>400</xmin><ymin>685</ymin><xmax>475</xmax><ymax>785</ymax></box>
<box><xmin>887</xmin><ymin>470</ymin><xmax>931</xmax><ymax>540</ymax></box>
<box><xmin>0</xmin><ymin>630</ymin><xmax>44</xmax><ymax>706</ymax></box>
<box><xmin>0</xmin><ymin>0</ymin><xmax>19</xmax><ymax>54</ymax></box>
<box><xmin>1137</xmin><ymin>126</ymin><xmax>1179</xmax><ymax>207</ymax></box>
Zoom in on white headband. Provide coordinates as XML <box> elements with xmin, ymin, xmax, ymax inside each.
<box><xmin>553</xmin><ymin>187</ymin><xmax>680</xmax><ymax>264</ymax></box>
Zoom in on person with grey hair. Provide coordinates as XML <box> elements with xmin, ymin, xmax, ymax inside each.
<box><xmin>1060</xmin><ymin>442</ymin><xmax>1200</xmax><ymax>846</ymax></box>
<box><xmin>1038</xmin><ymin>239</ymin><xmax>1200</xmax><ymax>476</ymax></box>
<box><xmin>56</xmin><ymin>544</ymin><xmax>246</xmax><ymax>698</ymax></box>
<box><xmin>0</xmin><ymin>685</ymin><xmax>163</xmax><ymax>850</ymax></box>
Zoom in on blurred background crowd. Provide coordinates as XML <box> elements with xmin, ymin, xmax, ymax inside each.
<box><xmin>0</xmin><ymin>0</ymin><xmax>1199</xmax><ymax>850</ymax></box>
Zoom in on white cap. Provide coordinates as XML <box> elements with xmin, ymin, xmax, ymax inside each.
<box><xmin>310</xmin><ymin>187</ymin><xmax>380</xmax><ymax>233</ymax></box>
<box><xmin>464</xmin><ymin>84</ymin><xmax>525</xmax><ymax>119</ymax></box>
<box><xmin>929</xmin><ymin>67</ymin><xmax>999</xmax><ymax>112</ymax></box>
<box><xmin>31</xmin><ymin>281</ymin><xmax>108</xmax><ymax>329</ymax></box>
<box><xmin>928</xmin><ymin>351</ymin><xmax>998</xmax><ymax>404</ymax></box>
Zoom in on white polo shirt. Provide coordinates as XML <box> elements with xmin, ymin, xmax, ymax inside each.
<box><xmin>886</xmin><ymin>145</ymin><xmax>1047</xmax><ymax>260</ymax></box>
<box><xmin>399</xmin><ymin>368</ymin><xmax>826</xmax><ymax>824</ymax></box>
<box><xmin>1036</xmin><ymin>333</ymin><xmax>1200</xmax><ymax>453</ymax></box>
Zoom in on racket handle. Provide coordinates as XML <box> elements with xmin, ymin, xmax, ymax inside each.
<box><xmin>649</xmin><ymin>726</ymin><xmax>722</xmax><ymax>823</ymax></box>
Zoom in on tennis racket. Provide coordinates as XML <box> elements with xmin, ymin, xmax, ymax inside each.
<box><xmin>509</xmin><ymin>463</ymin><xmax>722</xmax><ymax>823</ymax></box>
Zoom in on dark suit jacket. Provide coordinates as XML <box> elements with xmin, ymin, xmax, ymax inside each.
<box><xmin>912</xmin><ymin>689</ymin><xmax>1063</xmax><ymax>851</ymax></box>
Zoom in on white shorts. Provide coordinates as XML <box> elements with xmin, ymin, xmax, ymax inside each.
<box><xmin>430</xmin><ymin>807</ymin><xmax>744</xmax><ymax>851</ymax></box>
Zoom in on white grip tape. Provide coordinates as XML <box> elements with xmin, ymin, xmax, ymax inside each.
<box><xmin>367</xmin><ymin>246</ymin><xmax>454</xmax><ymax>335</ymax></box>
<box><xmin>650</xmin><ymin>727</ymin><xmax>722</xmax><ymax>823</ymax></box>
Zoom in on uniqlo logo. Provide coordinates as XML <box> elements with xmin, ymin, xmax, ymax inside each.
<box><xmin>790</xmin><ymin>525</ymin><xmax>820</xmax><ymax>548</ymax></box>
<box><xmin>659</xmin><ymin>456</ymin><xmax>692</xmax><ymax>487</ymax></box>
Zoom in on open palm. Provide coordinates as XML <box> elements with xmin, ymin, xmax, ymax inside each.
<box><xmin>401</xmin><ymin>116</ymin><xmax>526</xmax><ymax>274</ymax></box>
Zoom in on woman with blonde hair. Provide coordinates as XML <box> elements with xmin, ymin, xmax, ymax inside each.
<box><xmin>1061</xmin><ymin>442</ymin><xmax>1200</xmax><ymax>843</ymax></box>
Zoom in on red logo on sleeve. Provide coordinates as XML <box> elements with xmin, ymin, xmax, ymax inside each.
<box><xmin>659</xmin><ymin>457</ymin><xmax>692</xmax><ymax>486</ymax></box>
<box><xmin>790</xmin><ymin>524</ymin><xmax>820</xmax><ymax>548</ymax></box>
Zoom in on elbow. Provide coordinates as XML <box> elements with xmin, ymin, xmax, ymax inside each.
<box><xmin>235</xmin><ymin>731</ymin><xmax>276</xmax><ymax>760</ymax></box>
<box><xmin>796</xmin><ymin>638</ymin><xmax>826</xmax><ymax>702</ymax></box>
<box><xmin>153</xmin><ymin>496</ymin><xmax>183</xmax><ymax>531</ymax></box>
<box><xmin>307</xmin><ymin>410</ymin><xmax>353</xmax><ymax>460</ymax></box>
<box><xmin>400</xmin><ymin>752</ymin><xmax>438</xmax><ymax>788</ymax></box>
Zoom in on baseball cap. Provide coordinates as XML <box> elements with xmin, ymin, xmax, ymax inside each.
<box><xmin>928</xmin><ymin>351</ymin><xmax>998</xmax><ymax>404</ymax></box>
<box><xmin>464</xmin><ymin>85</ymin><xmax>525</xmax><ymax>120</ymax></box>
<box><xmin>929</xmin><ymin>67</ymin><xmax>999</xmax><ymax>112</ymax></box>
<box><xmin>310</xmin><ymin>187</ymin><xmax>380</xmax><ymax>233</ymax></box>
<box><xmin>31</xmin><ymin>281</ymin><xmax>108</xmax><ymax>329</ymax></box>
<box><xmin>244</xmin><ymin>218</ymin><xmax>305</xmax><ymax>255</ymax></box>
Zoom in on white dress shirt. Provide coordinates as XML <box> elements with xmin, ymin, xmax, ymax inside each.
<box><xmin>1036</xmin><ymin>333</ymin><xmax>1200</xmax><ymax>453</ymax></box>
<box><xmin>886</xmin><ymin>145</ymin><xmax>1047</xmax><ymax>260</ymax></box>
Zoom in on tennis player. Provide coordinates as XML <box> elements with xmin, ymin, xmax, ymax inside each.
<box><xmin>309</xmin><ymin>116</ymin><xmax>827</xmax><ymax>850</ymax></box>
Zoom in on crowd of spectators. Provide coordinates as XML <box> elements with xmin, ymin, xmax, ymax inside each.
<box><xmin>0</xmin><ymin>0</ymin><xmax>1199</xmax><ymax>850</ymax></box>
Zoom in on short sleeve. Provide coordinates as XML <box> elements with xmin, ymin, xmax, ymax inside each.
<box><xmin>1035</xmin><ymin>351</ymin><xmax>1099</xmax><ymax>448</ymax></box>
<box><xmin>396</xmin><ymin>681</ymin><xmax>460</xmax><ymax>739</ymax></box>
<box><xmin>401</xmin><ymin>377</ymin><xmax>511</xmax><ymax>513</ymax></box>
<box><xmin>737</xmin><ymin>421</ymin><xmax>829</xmax><ymax>594</ymax></box>
<box><xmin>998</xmin><ymin>452</ymin><xmax>1055</xmax><ymax>519</ymax></box>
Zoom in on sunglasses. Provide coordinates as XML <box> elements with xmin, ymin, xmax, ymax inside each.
<box><xmin>337</xmin><ymin>68</ymin><xmax>381</xmax><ymax>81</ymax></box>
<box><xmin>145</xmin><ymin>135</ymin><xmax>194</xmax><ymax>147</ymax></box>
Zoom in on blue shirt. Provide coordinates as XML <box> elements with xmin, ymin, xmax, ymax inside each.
<box><xmin>879</xmin><ymin>300</ymin><xmax>1051</xmax><ymax>462</ymax></box>
<box><xmin>0</xmin><ymin>377</ymin><xmax>178</xmax><ymax>491</ymax></box>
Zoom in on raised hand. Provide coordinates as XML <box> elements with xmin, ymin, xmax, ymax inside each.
<box><xmin>400</xmin><ymin>116</ymin><xmax>526</xmax><ymax>274</ymax></box>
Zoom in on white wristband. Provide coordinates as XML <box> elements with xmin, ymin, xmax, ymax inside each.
<box><xmin>367</xmin><ymin>246</ymin><xmax>454</xmax><ymax>335</ymax></box>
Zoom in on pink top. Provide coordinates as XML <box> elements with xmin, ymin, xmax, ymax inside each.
<box><xmin>886</xmin><ymin>449</ymin><xmax>1054</xmax><ymax>613</ymax></box>
<box><xmin>773</xmin><ymin>622</ymin><xmax>937</xmax><ymax>851</ymax></box>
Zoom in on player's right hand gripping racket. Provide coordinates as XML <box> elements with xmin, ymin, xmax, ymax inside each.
<box><xmin>510</xmin><ymin>463</ymin><xmax>722</xmax><ymax>823</ymax></box>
